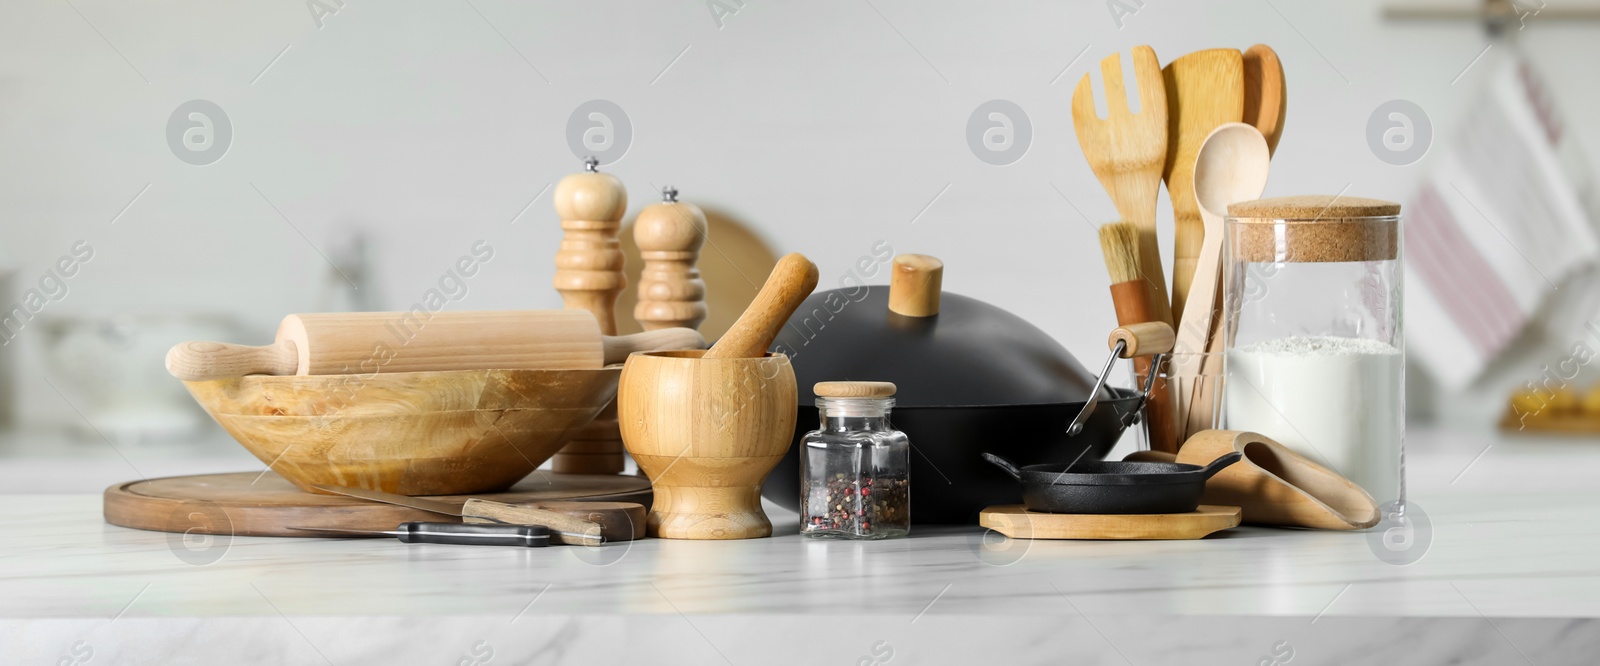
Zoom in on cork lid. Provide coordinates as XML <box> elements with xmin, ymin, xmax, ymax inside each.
<box><xmin>814</xmin><ymin>381</ymin><xmax>897</xmax><ymax>398</ymax></box>
<box><xmin>1228</xmin><ymin>195</ymin><xmax>1401</xmax><ymax>219</ymax></box>
<box><xmin>1228</xmin><ymin>194</ymin><xmax>1401</xmax><ymax>263</ymax></box>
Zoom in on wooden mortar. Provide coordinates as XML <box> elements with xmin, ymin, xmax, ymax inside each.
<box><xmin>618</xmin><ymin>350</ymin><xmax>796</xmax><ymax>539</ymax></box>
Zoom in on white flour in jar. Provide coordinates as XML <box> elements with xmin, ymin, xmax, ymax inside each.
<box><xmin>1225</xmin><ymin>335</ymin><xmax>1403</xmax><ymax>502</ymax></box>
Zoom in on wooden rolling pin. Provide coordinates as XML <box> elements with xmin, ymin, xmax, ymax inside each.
<box><xmin>166</xmin><ymin>310</ymin><xmax>705</xmax><ymax>381</ymax></box>
<box><xmin>704</xmin><ymin>253</ymin><xmax>819</xmax><ymax>359</ymax></box>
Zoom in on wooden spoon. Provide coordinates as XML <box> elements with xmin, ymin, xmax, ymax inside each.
<box><xmin>703</xmin><ymin>253</ymin><xmax>819</xmax><ymax>359</ymax></box>
<box><xmin>1192</xmin><ymin>46</ymin><xmax>1284</xmax><ymax>427</ymax></box>
<box><xmin>1162</xmin><ymin>48</ymin><xmax>1244</xmax><ymax>326</ymax></box>
<box><xmin>1241</xmin><ymin>44</ymin><xmax>1287</xmax><ymax>157</ymax></box>
<box><xmin>1177</xmin><ymin>123</ymin><xmax>1269</xmax><ymax>438</ymax></box>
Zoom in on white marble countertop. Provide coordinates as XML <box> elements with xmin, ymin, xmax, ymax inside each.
<box><xmin>6</xmin><ymin>426</ymin><xmax>1600</xmax><ymax>664</ymax></box>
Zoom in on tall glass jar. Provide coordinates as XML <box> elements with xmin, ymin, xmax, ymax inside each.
<box><xmin>799</xmin><ymin>381</ymin><xmax>910</xmax><ymax>539</ymax></box>
<box><xmin>1222</xmin><ymin>195</ymin><xmax>1404</xmax><ymax>504</ymax></box>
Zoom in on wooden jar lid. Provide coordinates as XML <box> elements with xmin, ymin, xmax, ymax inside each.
<box><xmin>1227</xmin><ymin>195</ymin><xmax>1401</xmax><ymax>263</ymax></box>
<box><xmin>814</xmin><ymin>381</ymin><xmax>897</xmax><ymax>398</ymax></box>
<box><xmin>1228</xmin><ymin>194</ymin><xmax>1401</xmax><ymax>219</ymax></box>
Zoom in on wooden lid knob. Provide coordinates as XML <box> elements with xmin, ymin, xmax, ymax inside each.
<box><xmin>554</xmin><ymin>163</ymin><xmax>627</xmax><ymax>221</ymax></box>
<box><xmin>888</xmin><ymin>254</ymin><xmax>943</xmax><ymax>317</ymax></box>
<box><xmin>814</xmin><ymin>381</ymin><xmax>897</xmax><ymax>398</ymax></box>
<box><xmin>1108</xmin><ymin>322</ymin><xmax>1175</xmax><ymax>358</ymax></box>
<box><xmin>634</xmin><ymin>189</ymin><xmax>707</xmax><ymax>253</ymax></box>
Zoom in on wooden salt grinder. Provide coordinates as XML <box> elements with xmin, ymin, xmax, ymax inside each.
<box><xmin>633</xmin><ymin>187</ymin><xmax>708</xmax><ymax>331</ymax></box>
<box><xmin>552</xmin><ymin>158</ymin><xmax>629</xmax><ymax>475</ymax></box>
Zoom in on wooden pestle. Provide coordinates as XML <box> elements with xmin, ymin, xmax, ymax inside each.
<box><xmin>703</xmin><ymin>253</ymin><xmax>819</xmax><ymax>359</ymax></box>
<box><xmin>165</xmin><ymin>310</ymin><xmax>705</xmax><ymax>381</ymax></box>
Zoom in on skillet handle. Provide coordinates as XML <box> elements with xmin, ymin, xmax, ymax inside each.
<box><xmin>1199</xmin><ymin>451</ymin><xmax>1244</xmax><ymax>480</ymax></box>
<box><xmin>981</xmin><ymin>453</ymin><xmax>1024</xmax><ymax>481</ymax></box>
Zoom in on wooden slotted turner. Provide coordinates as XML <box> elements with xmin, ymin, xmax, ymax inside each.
<box><xmin>1072</xmin><ymin>46</ymin><xmax>1173</xmax><ymax>328</ymax></box>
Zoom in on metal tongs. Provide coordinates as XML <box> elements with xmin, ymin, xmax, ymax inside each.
<box><xmin>1066</xmin><ymin>322</ymin><xmax>1174</xmax><ymax>436</ymax></box>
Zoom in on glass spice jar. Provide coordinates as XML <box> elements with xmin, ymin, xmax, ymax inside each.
<box><xmin>799</xmin><ymin>381</ymin><xmax>910</xmax><ymax>539</ymax></box>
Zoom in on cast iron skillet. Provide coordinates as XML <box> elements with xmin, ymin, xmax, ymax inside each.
<box><xmin>983</xmin><ymin>451</ymin><xmax>1242</xmax><ymax>514</ymax></box>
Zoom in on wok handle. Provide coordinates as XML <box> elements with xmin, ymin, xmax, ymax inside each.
<box><xmin>1108</xmin><ymin>322</ymin><xmax>1175</xmax><ymax>358</ymax></box>
<box><xmin>981</xmin><ymin>453</ymin><xmax>1025</xmax><ymax>481</ymax></box>
<box><xmin>1067</xmin><ymin>323</ymin><xmax>1178</xmax><ymax>436</ymax></box>
<box><xmin>1066</xmin><ymin>340</ymin><xmax>1125</xmax><ymax>436</ymax></box>
<box><xmin>1199</xmin><ymin>451</ymin><xmax>1244</xmax><ymax>480</ymax></box>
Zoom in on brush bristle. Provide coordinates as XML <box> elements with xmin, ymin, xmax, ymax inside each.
<box><xmin>1098</xmin><ymin>222</ymin><xmax>1141</xmax><ymax>284</ymax></box>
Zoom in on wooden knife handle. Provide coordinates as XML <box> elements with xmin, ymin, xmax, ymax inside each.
<box><xmin>461</xmin><ymin>499</ymin><xmax>603</xmax><ymax>545</ymax></box>
<box><xmin>704</xmin><ymin>252</ymin><xmax>819</xmax><ymax>359</ymax></box>
<box><xmin>601</xmin><ymin>328</ymin><xmax>706</xmax><ymax>365</ymax></box>
<box><xmin>166</xmin><ymin>340</ymin><xmax>299</xmax><ymax>381</ymax></box>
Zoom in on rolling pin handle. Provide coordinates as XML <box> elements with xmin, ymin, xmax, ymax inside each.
<box><xmin>600</xmin><ymin>328</ymin><xmax>708</xmax><ymax>365</ymax></box>
<box><xmin>165</xmin><ymin>340</ymin><xmax>299</xmax><ymax>381</ymax></box>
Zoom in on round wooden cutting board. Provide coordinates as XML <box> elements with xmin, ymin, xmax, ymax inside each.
<box><xmin>105</xmin><ymin>471</ymin><xmax>652</xmax><ymax>537</ymax></box>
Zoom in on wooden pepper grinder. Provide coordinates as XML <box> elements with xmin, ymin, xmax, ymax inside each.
<box><xmin>633</xmin><ymin>186</ymin><xmax>708</xmax><ymax>331</ymax></box>
<box><xmin>552</xmin><ymin>158</ymin><xmax>628</xmax><ymax>475</ymax></box>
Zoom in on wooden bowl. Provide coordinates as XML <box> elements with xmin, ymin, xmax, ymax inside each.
<box><xmin>618</xmin><ymin>350</ymin><xmax>796</xmax><ymax>539</ymax></box>
<box><xmin>183</xmin><ymin>368</ymin><xmax>621</xmax><ymax>495</ymax></box>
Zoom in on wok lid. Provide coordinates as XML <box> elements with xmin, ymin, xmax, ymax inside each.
<box><xmin>770</xmin><ymin>254</ymin><xmax>1098</xmax><ymax>408</ymax></box>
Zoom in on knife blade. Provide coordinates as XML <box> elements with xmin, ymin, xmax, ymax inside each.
<box><xmin>312</xmin><ymin>484</ymin><xmax>604</xmax><ymax>546</ymax></box>
<box><xmin>292</xmin><ymin>522</ymin><xmax>550</xmax><ymax>547</ymax></box>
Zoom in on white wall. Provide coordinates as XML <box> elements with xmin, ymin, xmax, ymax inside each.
<box><xmin>3</xmin><ymin>0</ymin><xmax>1598</xmax><ymax>429</ymax></box>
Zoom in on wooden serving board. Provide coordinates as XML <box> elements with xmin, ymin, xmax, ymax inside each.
<box><xmin>979</xmin><ymin>505</ymin><xmax>1240</xmax><ymax>540</ymax></box>
<box><xmin>105</xmin><ymin>471</ymin><xmax>652</xmax><ymax>538</ymax></box>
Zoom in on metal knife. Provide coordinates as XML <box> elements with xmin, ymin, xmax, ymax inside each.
<box><xmin>311</xmin><ymin>484</ymin><xmax>605</xmax><ymax>546</ymax></box>
<box><xmin>292</xmin><ymin>522</ymin><xmax>550</xmax><ymax>547</ymax></box>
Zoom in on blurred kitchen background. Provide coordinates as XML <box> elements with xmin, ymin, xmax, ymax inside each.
<box><xmin>3</xmin><ymin>0</ymin><xmax>1600</xmax><ymax>491</ymax></box>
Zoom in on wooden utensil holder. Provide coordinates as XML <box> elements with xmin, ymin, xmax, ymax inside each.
<box><xmin>618</xmin><ymin>350</ymin><xmax>796</xmax><ymax>539</ymax></box>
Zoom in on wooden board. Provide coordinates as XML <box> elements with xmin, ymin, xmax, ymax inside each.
<box><xmin>105</xmin><ymin>471</ymin><xmax>652</xmax><ymax>538</ymax></box>
<box><xmin>978</xmin><ymin>505</ymin><xmax>1240</xmax><ymax>540</ymax></box>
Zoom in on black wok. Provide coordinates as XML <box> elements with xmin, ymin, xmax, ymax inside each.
<box><xmin>761</xmin><ymin>263</ymin><xmax>1151</xmax><ymax>524</ymax></box>
<box><xmin>983</xmin><ymin>452</ymin><xmax>1242</xmax><ymax>514</ymax></box>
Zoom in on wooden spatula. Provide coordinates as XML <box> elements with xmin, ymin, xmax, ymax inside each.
<box><xmin>1242</xmin><ymin>44</ymin><xmax>1286</xmax><ymax>157</ymax></box>
<box><xmin>166</xmin><ymin>310</ymin><xmax>705</xmax><ymax>381</ymax></box>
<box><xmin>1072</xmin><ymin>46</ymin><xmax>1173</xmax><ymax>328</ymax></box>
<box><xmin>704</xmin><ymin>253</ymin><xmax>819</xmax><ymax>359</ymax></box>
<box><xmin>1161</xmin><ymin>48</ymin><xmax>1243</xmax><ymax>327</ymax></box>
